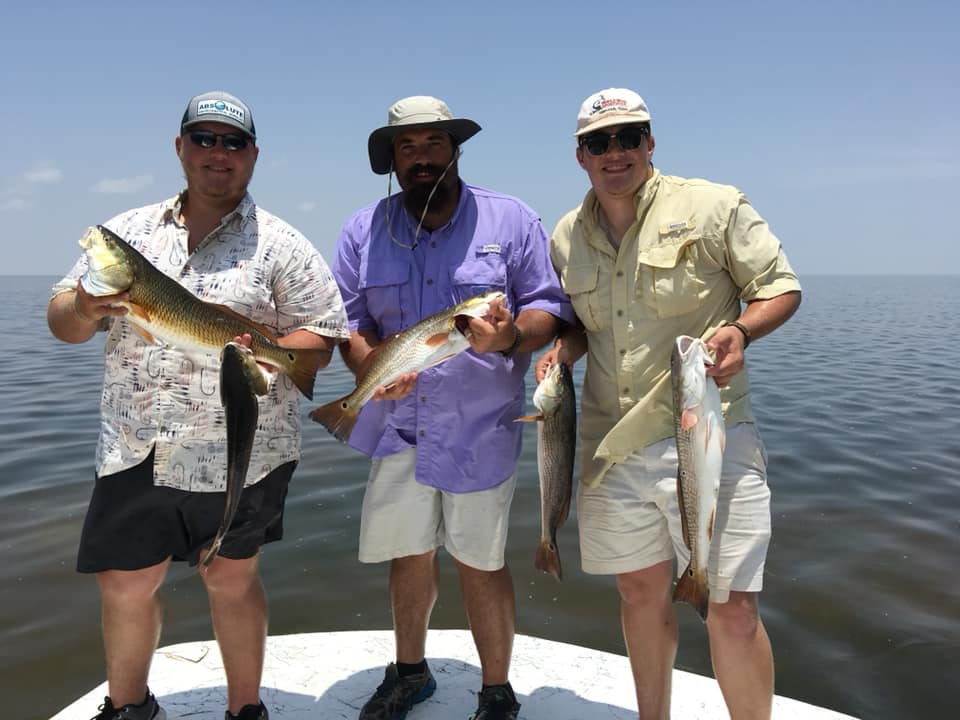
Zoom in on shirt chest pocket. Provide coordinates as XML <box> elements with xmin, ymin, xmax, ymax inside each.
<box><xmin>636</xmin><ymin>229</ymin><xmax>706</xmax><ymax>318</ymax></box>
<box><xmin>360</xmin><ymin>264</ymin><xmax>410</xmax><ymax>335</ymax></box>
<box><xmin>563</xmin><ymin>264</ymin><xmax>610</xmax><ymax>333</ymax></box>
<box><xmin>450</xmin><ymin>255</ymin><xmax>508</xmax><ymax>304</ymax></box>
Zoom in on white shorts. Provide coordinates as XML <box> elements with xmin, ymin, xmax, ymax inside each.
<box><xmin>577</xmin><ymin>423</ymin><xmax>771</xmax><ymax>602</ymax></box>
<box><xmin>358</xmin><ymin>448</ymin><xmax>517</xmax><ymax>571</ymax></box>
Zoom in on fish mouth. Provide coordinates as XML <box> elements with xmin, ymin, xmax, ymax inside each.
<box><xmin>675</xmin><ymin>335</ymin><xmax>698</xmax><ymax>354</ymax></box>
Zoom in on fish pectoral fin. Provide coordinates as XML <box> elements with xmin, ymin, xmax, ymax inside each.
<box><xmin>513</xmin><ymin>414</ymin><xmax>544</xmax><ymax>423</ymax></box>
<box><xmin>125</xmin><ymin>306</ymin><xmax>156</xmax><ymax>344</ymax></box>
<box><xmin>680</xmin><ymin>409</ymin><xmax>699</xmax><ymax>431</ymax></box>
<box><xmin>424</xmin><ymin>331</ymin><xmax>451</xmax><ymax>348</ymax></box>
<box><xmin>210</xmin><ymin>303</ymin><xmax>280</xmax><ymax>342</ymax></box>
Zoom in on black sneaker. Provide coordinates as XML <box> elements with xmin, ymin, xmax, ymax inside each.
<box><xmin>225</xmin><ymin>700</ymin><xmax>269</xmax><ymax>720</ymax></box>
<box><xmin>90</xmin><ymin>690</ymin><xmax>166</xmax><ymax>720</ymax></box>
<box><xmin>359</xmin><ymin>662</ymin><xmax>437</xmax><ymax>720</ymax></box>
<box><xmin>467</xmin><ymin>683</ymin><xmax>520</xmax><ymax>720</ymax></box>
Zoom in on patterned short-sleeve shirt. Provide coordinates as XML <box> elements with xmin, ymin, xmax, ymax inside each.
<box><xmin>52</xmin><ymin>191</ymin><xmax>349</xmax><ymax>491</ymax></box>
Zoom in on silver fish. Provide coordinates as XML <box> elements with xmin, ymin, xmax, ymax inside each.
<box><xmin>310</xmin><ymin>290</ymin><xmax>505</xmax><ymax>443</ymax></box>
<box><xmin>517</xmin><ymin>362</ymin><xmax>576</xmax><ymax>580</ymax></box>
<box><xmin>671</xmin><ymin>335</ymin><xmax>725</xmax><ymax>620</ymax></box>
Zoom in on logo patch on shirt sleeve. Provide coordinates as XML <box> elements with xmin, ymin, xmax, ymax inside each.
<box><xmin>480</xmin><ymin>243</ymin><xmax>501</xmax><ymax>253</ymax></box>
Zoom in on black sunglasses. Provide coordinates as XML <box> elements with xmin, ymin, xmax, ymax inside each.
<box><xmin>579</xmin><ymin>126</ymin><xmax>649</xmax><ymax>156</ymax></box>
<box><xmin>186</xmin><ymin>130</ymin><xmax>250</xmax><ymax>151</ymax></box>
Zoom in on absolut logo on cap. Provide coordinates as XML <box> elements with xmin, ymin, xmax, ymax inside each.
<box><xmin>197</xmin><ymin>99</ymin><xmax>245</xmax><ymax>124</ymax></box>
<box><xmin>591</xmin><ymin>95</ymin><xmax>628</xmax><ymax>115</ymax></box>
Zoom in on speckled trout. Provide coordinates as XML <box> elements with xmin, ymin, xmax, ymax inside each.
<box><xmin>310</xmin><ymin>290</ymin><xmax>505</xmax><ymax>443</ymax></box>
<box><xmin>201</xmin><ymin>342</ymin><xmax>270</xmax><ymax>568</ymax></box>
<box><xmin>516</xmin><ymin>362</ymin><xmax>576</xmax><ymax>581</ymax></box>
<box><xmin>78</xmin><ymin>225</ymin><xmax>325</xmax><ymax>399</ymax></box>
<box><xmin>671</xmin><ymin>335</ymin><xmax>725</xmax><ymax>621</ymax></box>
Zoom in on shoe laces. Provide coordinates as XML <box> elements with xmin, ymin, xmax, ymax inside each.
<box><xmin>91</xmin><ymin>697</ymin><xmax>116</xmax><ymax>720</ymax></box>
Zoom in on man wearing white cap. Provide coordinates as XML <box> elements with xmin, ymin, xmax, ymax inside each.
<box><xmin>536</xmin><ymin>88</ymin><xmax>802</xmax><ymax>719</ymax></box>
<box><xmin>328</xmin><ymin>95</ymin><xmax>573</xmax><ymax>720</ymax></box>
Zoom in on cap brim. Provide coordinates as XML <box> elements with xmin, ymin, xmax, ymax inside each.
<box><xmin>574</xmin><ymin>113</ymin><xmax>650</xmax><ymax>137</ymax></box>
<box><xmin>368</xmin><ymin>118</ymin><xmax>481</xmax><ymax>175</ymax></box>
<box><xmin>182</xmin><ymin>117</ymin><xmax>256</xmax><ymax>140</ymax></box>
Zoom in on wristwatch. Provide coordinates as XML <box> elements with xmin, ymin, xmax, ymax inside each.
<box><xmin>722</xmin><ymin>320</ymin><xmax>751</xmax><ymax>348</ymax></box>
<box><xmin>499</xmin><ymin>326</ymin><xmax>523</xmax><ymax>358</ymax></box>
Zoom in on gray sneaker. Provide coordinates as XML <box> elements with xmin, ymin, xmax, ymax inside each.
<box><xmin>359</xmin><ymin>662</ymin><xmax>437</xmax><ymax>720</ymax></box>
<box><xmin>90</xmin><ymin>690</ymin><xmax>166</xmax><ymax>720</ymax></box>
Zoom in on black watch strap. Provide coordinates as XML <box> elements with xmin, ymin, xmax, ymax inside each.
<box><xmin>499</xmin><ymin>326</ymin><xmax>523</xmax><ymax>358</ymax></box>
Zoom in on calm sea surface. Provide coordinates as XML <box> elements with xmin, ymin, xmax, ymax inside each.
<box><xmin>2</xmin><ymin>275</ymin><xmax>958</xmax><ymax>719</ymax></box>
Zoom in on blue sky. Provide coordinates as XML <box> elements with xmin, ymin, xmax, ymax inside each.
<box><xmin>2</xmin><ymin>0</ymin><xmax>956</xmax><ymax>276</ymax></box>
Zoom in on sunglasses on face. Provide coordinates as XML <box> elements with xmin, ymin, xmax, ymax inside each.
<box><xmin>579</xmin><ymin>126</ymin><xmax>649</xmax><ymax>156</ymax></box>
<box><xmin>186</xmin><ymin>130</ymin><xmax>250</xmax><ymax>151</ymax></box>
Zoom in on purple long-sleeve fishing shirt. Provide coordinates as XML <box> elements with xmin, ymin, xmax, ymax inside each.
<box><xmin>333</xmin><ymin>183</ymin><xmax>574</xmax><ymax>493</ymax></box>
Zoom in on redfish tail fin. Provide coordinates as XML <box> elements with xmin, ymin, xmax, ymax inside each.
<box><xmin>309</xmin><ymin>396</ymin><xmax>358</xmax><ymax>443</ymax></box>
<box><xmin>673</xmin><ymin>564</ymin><xmax>709</xmax><ymax>621</ymax></box>
<box><xmin>287</xmin><ymin>348</ymin><xmax>326</xmax><ymax>400</ymax></box>
<box><xmin>535</xmin><ymin>539</ymin><xmax>563</xmax><ymax>581</ymax></box>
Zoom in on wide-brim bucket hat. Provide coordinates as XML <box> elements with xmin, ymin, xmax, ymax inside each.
<box><xmin>368</xmin><ymin>95</ymin><xmax>481</xmax><ymax>175</ymax></box>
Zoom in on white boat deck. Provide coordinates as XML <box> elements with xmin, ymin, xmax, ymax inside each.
<box><xmin>51</xmin><ymin>630</ymin><xmax>858</xmax><ymax>719</ymax></box>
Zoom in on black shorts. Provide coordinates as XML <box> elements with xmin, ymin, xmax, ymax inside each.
<box><xmin>77</xmin><ymin>450</ymin><xmax>296</xmax><ymax>573</ymax></box>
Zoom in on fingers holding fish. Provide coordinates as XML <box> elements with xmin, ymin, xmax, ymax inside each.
<box><xmin>459</xmin><ymin>314</ymin><xmax>514</xmax><ymax>354</ymax></box>
<box><xmin>73</xmin><ymin>280</ymin><xmax>129</xmax><ymax>322</ymax></box>
<box><xmin>372</xmin><ymin>371</ymin><xmax>418</xmax><ymax>401</ymax></box>
<box><xmin>534</xmin><ymin>348</ymin><xmax>557</xmax><ymax>383</ymax></box>
<box><xmin>705</xmin><ymin>328</ymin><xmax>744</xmax><ymax>387</ymax></box>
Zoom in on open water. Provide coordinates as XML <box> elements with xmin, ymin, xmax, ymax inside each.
<box><xmin>1</xmin><ymin>275</ymin><xmax>958</xmax><ymax>719</ymax></box>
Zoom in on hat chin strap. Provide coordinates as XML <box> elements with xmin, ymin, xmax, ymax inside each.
<box><xmin>385</xmin><ymin>147</ymin><xmax>462</xmax><ymax>251</ymax></box>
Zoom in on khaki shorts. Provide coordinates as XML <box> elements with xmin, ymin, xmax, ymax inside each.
<box><xmin>358</xmin><ymin>448</ymin><xmax>517</xmax><ymax>571</ymax></box>
<box><xmin>578</xmin><ymin>423</ymin><xmax>771</xmax><ymax>602</ymax></box>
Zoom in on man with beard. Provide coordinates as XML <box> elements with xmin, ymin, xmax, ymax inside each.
<box><xmin>330</xmin><ymin>95</ymin><xmax>573</xmax><ymax>720</ymax></box>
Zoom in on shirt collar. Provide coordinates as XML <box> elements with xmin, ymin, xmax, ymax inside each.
<box><xmin>579</xmin><ymin>168</ymin><xmax>662</xmax><ymax>227</ymax></box>
<box><xmin>160</xmin><ymin>190</ymin><xmax>257</xmax><ymax>230</ymax></box>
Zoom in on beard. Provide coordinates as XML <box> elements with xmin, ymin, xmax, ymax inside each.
<box><xmin>401</xmin><ymin>163</ymin><xmax>457</xmax><ymax>217</ymax></box>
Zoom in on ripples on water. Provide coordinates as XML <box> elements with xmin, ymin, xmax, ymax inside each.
<box><xmin>2</xmin><ymin>276</ymin><xmax>958</xmax><ymax>719</ymax></box>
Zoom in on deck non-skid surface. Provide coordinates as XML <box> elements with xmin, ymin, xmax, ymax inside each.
<box><xmin>52</xmin><ymin>630</ymin><xmax>858</xmax><ymax>719</ymax></box>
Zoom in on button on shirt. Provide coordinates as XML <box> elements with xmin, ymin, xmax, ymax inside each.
<box><xmin>551</xmin><ymin>170</ymin><xmax>801</xmax><ymax>487</ymax></box>
<box><xmin>335</xmin><ymin>183</ymin><xmax>574</xmax><ymax>493</ymax></box>
<box><xmin>52</xmin><ymin>192</ymin><xmax>350</xmax><ymax>491</ymax></box>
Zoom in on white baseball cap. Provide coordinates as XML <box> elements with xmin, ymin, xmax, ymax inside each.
<box><xmin>575</xmin><ymin>88</ymin><xmax>651</xmax><ymax>137</ymax></box>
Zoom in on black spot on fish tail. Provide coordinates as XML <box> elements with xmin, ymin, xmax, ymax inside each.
<box><xmin>535</xmin><ymin>539</ymin><xmax>563</xmax><ymax>581</ymax></box>
<box><xmin>672</xmin><ymin>563</ymin><xmax>709</xmax><ymax>622</ymax></box>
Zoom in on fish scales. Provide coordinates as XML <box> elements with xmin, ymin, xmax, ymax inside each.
<box><xmin>78</xmin><ymin>225</ymin><xmax>324</xmax><ymax>399</ymax></box>
<box><xmin>517</xmin><ymin>362</ymin><xmax>576</xmax><ymax>580</ymax></box>
<box><xmin>670</xmin><ymin>334</ymin><xmax>725</xmax><ymax>621</ymax></box>
<box><xmin>310</xmin><ymin>291</ymin><xmax>505</xmax><ymax>443</ymax></box>
<box><xmin>201</xmin><ymin>342</ymin><xmax>269</xmax><ymax>567</ymax></box>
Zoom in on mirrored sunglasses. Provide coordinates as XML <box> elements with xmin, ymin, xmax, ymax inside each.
<box><xmin>187</xmin><ymin>130</ymin><xmax>250</xmax><ymax>151</ymax></box>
